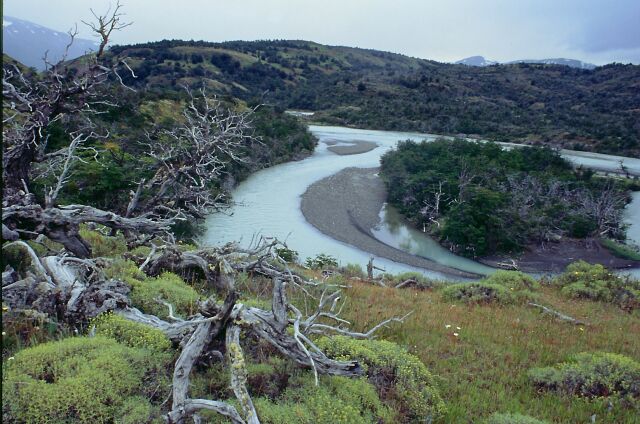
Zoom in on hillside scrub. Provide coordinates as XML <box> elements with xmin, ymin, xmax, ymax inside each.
<box><xmin>528</xmin><ymin>352</ymin><xmax>640</xmax><ymax>401</ymax></box>
<box><xmin>380</xmin><ymin>139</ymin><xmax>631</xmax><ymax>257</ymax></box>
<box><xmin>553</xmin><ymin>261</ymin><xmax>640</xmax><ymax>311</ymax></box>
<box><xmin>441</xmin><ymin>270</ymin><xmax>539</xmax><ymax>304</ymax></box>
<box><xmin>107</xmin><ymin>39</ymin><xmax>640</xmax><ymax>156</ymax></box>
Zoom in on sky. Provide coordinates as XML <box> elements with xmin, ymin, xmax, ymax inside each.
<box><xmin>3</xmin><ymin>0</ymin><xmax>640</xmax><ymax>65</ymax></box>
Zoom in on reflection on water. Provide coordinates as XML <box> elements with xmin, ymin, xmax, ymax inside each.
<box><xmin>371</xmin><ymin>204</ymin><xmax>494</xmax><ymax>275</ymax></box>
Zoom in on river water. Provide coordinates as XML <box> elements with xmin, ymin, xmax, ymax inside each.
<box><xmin>203</xmin><ymin>125</ymin><xmax>640</xmax><ymax>279</ymax></box>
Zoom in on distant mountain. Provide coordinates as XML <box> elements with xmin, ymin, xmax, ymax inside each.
<box><xmin>2</xmin><ymin>16</ymin><xmax>98</xmax><ymax>70</ymax></box>
<box><xmin>456</xmin><ymin>55</ymin><xmax>596</xmax><ymax>70</ymax></box>
<box><xmin>455</xmin><ymin>56</ymin><xmax>498</xmax><ymax>66</ymax></box>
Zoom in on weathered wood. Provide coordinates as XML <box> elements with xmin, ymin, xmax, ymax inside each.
<box><xmin>528</xmin><ymin>302</ymin><xmax>588</xmax><ymax>325</ymax></box>
<box><xmin>226</xmin><ymin>325</ymin><xmax>260</xmax><ymax>424</ymax></box>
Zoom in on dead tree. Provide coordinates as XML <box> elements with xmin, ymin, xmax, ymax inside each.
<box><xmin>126</xmin><ymin>86</ymin><xmax>259</xmax><ymax>221</ymax></box>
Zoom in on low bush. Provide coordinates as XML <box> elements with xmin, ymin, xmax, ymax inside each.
<box><xmin>79</xmin><ymin>225</ymin><xmax>127</xmax><ymax>257</ymax></box>
<box><xmin>554</xmin><ymin>261</ymin><xmax>640</xmax><ymax>311</ymax></box>
<box><xmin>253</xmin><ymin>373</ymin><xmax>395</xmax><ymax>424</ymax></box>
<box><xmin>528</xmin><ymin>352</ymin><xmax>640</xmax><ymax>400</ymax></box>
<box><xmin>389</xmin><ymin>271</ymin><xmax>442</xmax><ymax>290</ymax></box>
<box><xmin>316</xmin><ymin>335</ymin><xmax>445</xmax><ymax>422</ymax></box>
<box><xmin>2</xmin><ymin>336</ymin><xmax>171</xmax><ymax>423</ymax></box>
<box><xmin>483</xmin><ymin>270</ymin><xmax>539</xmax><ymax>291</ymax></box>
<box><xmin>484</xmin><ymin>412</ymin><xmax>549</xmax><ymax>424</ymax></box>
<box><xmin>442</xmin><ymin>282</ymin><xmax>516</xmax><ymax>304</ymax></box>
<box><xmin>129</xmin><ymin>272</ymin><xmax>201</xmax><ymax>318</ymax></box>
<box><xmin>305</xmin><ymin>253</ymin><xmax>338</xmax><ymax>269</ymax></box>
<box><xmin>275</xmin><ymin>247</ymin><xmax>299</xmax><ymax>263</ymax></box>
<box><xmin>341</xmin><ymin>263</ymin><xmax>366</xmax><ymax>279</ymax></box>
<box><xmin>442</xmin><ymin>271</ymin><xmax>539</xmax><ymax>304</ymax></box>
<box><xmin>90</xmin><ymin>312</ymin><xmax>171</xmax><ymax>351</ymax></box>
<box><xmin>106</xmin><ymin>261</ymin><xmax>201</xmax><ymax>319</ymax></box>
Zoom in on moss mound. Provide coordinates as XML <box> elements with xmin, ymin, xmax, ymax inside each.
<box><xmin>104</xmin><ymin>259</ymin><xmax>201</xmax><ymax>319</ymax></box>
<box><xmin>484</xmin><ymin>412</ymin><xmax>550</xmax><ymax>424</ymax></box>
<box><xmin>554</xmin><ymin>261</ymin><xmax>639</xmax><ymax>311</ymax></box>
<box><xmin>2</xmin><ymin>336</ymin><xmax>171</xmax><ymax>423</ymax></box>
<box><xmin>253</xmin><ymin>373</ymin><xmax>395</xmax><ymax>424</ymax></box>
<box><xmin>90</xmin><ymin>312</ymin><xmax>171</xmax><ymax>351</ymax></box>
<box><xmin>528</xmin><ymin>352</ymin><xmax>640</xmax><ymax>400</ymax></box>
<box><xmin>316</xmin><ymin>336</ymin><xmax>445</xmax><ymax>422</ymax></box>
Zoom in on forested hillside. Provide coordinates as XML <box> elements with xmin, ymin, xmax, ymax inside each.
<box><xmin>105</xmin><ymin>39</ymin><xmax>640</xmax><ymax>156</ymax></box>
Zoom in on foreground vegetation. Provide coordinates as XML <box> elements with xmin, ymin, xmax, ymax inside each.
<box><xmin>380</xmin><ymin>138</ymin><xmax>636</xmax><ymax>258</ymax></box>
<box><xmin>3</xmin><ymin>233</ymin><xmax>639</xmax><ymax>422</ymax></box>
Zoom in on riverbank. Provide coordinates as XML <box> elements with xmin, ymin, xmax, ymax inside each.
<box><xmin>300</xmin><ymin>167</ymin><xmax>480</xmax><ymax>279</ymax></box>
<box><xmin>480</xmin><ymin>239</ymin><xmax>640</xmax><ymax>273</ymax></box>
<box><xmin>301</xmin><ymin>167</ymin><xmax>640</xmax><ymax>277</ymax></box>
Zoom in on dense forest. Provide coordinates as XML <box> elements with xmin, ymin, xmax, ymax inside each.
<box><xmin>380</xmin><ymin>139</ymin><xmax>634</xmax><ymax>257</ymax></box>
<box><xmin>104</xmin><ymin>39</ymin><xmax>640</xmax><ymax>156</ymax></box>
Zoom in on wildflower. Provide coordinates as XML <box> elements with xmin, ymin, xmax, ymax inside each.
<box><xmin>8</xmin><ymin>357</ymin><xmax>15</xmax><ymax>361</ymax></box>
<box><xmin>453</xmin><ymin>333</ymin><xmax>459</xmax><ymax>337</ymax></box>
<box><xmin>456</xmin><ymin>326</ymin><xmax>461</xmax><ymax>330</ymax></box>
<box><xmin>1</xmin><ymin>331</ymin><xmax>5</xmax><ymax>336</ymax></box>
<box><xmin>2</xmin><ymin>305</ymin><xmax>8</xmax><ymax>312</ymax></box>
<box><xmin>579</xmin><ymin>327</ymin><xmax>584</xmax><ymax>332</ymax></box>
<box><xmin>445</xmin><ymin>324</ymin><xmax>452</xmax><ymax>328</ymax></box>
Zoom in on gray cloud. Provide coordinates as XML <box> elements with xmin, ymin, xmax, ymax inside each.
<box><xmin>3</xmin><ymin>0</ymin><xmax>639</xmax><ymax>64</ymax></box>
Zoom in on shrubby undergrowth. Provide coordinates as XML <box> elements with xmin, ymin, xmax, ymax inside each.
<box><xmin>441</xmin><ymin>271</ymin><xmax>538</xmax><ymax>304</ymax></box>
<box><xmin>553</xmin><ymin>261</ymin><xmax>640</xmax><ymax>311</ymax></box>
<box><xmin>528</xmin><ymin>352</ymin><xmax>640</xmax><ymax>401</ymax></box>
<box><xmin>2</xmin><ymin>336</ymin><xmax>171</xmax><ymax>423</ymax></box>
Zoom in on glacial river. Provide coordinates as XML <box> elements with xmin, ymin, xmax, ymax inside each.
<box><xmin>203</xmin><ymin>125</ymin><xmax>640</xmax><ymax>280</ymax></box>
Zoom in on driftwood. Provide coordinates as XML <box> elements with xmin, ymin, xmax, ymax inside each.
<box><xmin>528</xmin><ymin>302</ymin><xmax>588</xmax><ymax>326</ymax></box>
<box><xmin>2</xmin><ymin>238</ymin><xmax>408</xmax><ymax>424</ymax></box>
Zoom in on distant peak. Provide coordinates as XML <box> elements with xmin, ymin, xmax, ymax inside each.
<box><xmin>455</xmin><ymin>56</ymin><xmax>498</xmax><ymax>66</ymax></box>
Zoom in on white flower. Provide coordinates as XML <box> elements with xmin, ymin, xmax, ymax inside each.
<box><xmin>8</xmin><ymin>357</ymin><xmax>15</xmax><ymax>361</ymax></box>
<box><xmin>445</xmin><ymin>324</ymin><xmax>452</xmax><ymax>328</ymax></box>
<box><xmin>453</xmin><ymin>333</ymin><xmax>459</xmax><ymax>337</ymax></box>
<box><xmin>456</xmin><ymin>326</ymin><xmax>461</xmax><ymax>330</ymax></box>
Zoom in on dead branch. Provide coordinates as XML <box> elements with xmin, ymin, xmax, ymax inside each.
<box><xmin>528</xmin><ymin>302</ymin><xmax>588</xmax><ymax>326</ymax></box>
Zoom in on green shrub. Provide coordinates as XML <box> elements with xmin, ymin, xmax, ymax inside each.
<box><xmin>316</xmin><ymin>336</ymin><xmax>445</xmax><ymax>422</ymax></box>
<box><xmin>79</xmin><ymin>225</ymin><xmax>128</xmax><ymax>258</ymax></box>
<box><xmin>341</xmin><ymin>263</ymin><xmax>366</xmax><ymax>279</ymax></box>
<box><xmin>528</xmin><ymin>352</ymin><xmax>640</xmax><ymax>400</ymax></box>
<box><xmin>2</xmin><ymin>336</ymin><xmax>171</xmax><ymax>423</ymax></box>
<box><xmin>253</xmin><ymin>373</ymin><xmax>395</xmax><ymax>424</ymax></box>
<box><xmin>554</xmin><ymin>261</ymin><xmax>640</xmax><ymax>311</ymax></box>
<box><xmin>90</xmin><ymin>312</ymin><xmax>171</xmax><ymax>351</ymax></box>
<box><xmin>483</xmin><ymin>270</ymin><xmax>539</xmax><ymax>291</ymax></box>
<box><xmin>275</xmin><ymin>247</ymin><xmax>299</xmax><ymax>263</ymax></box>
<box><xmin>442</xmin><ymin>271</ymin><xmax>539</xmax><ymax>304</ymax></box>
<box><xmin>484</xmin><ymin>412</ymin><xmax>550</xmax><ymax>424</ymax></box>
<box><xmin>127</xmin><ymin>271</ymin><xmax>201</xmax><ymax>319</ymax></box>
<box><xmin>442</xmin><ymin>282</ymin><xmax>517</xmax><ymax>304</ymax></box>
<box><xmin>390</xmin><ymin>271</ymin><xmax>442</xmax><ymax>290</ymax></box>
<box><xmin>305</xmin><ymin>253</ymin><xmax>339</xmax><ymax>269</ymax></box>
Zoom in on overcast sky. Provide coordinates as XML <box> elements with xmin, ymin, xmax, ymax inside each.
<box><xmin>4</xmin><ymin>0</ymin><xmax>640</xmax><ymax>65</ymax></box>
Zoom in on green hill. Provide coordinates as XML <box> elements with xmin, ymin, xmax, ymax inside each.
<box><xmin>106</xmin><ymin>39</ymin><xmax>640</xmax><ymax>156</ymax></box>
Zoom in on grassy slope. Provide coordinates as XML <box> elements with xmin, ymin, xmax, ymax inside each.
<box><xmin>342</xmin><ymin>281</ymin><xmax>640</xmax><ymax>423</ymax></box>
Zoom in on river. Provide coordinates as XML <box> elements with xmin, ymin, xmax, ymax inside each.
<box><xmin>203</xmin><ymin>125</ymin><xmax>640</xmax><ymax>279</ymax></box>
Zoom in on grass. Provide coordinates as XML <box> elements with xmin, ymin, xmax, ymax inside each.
<box><xmin>339</xmin><ymin>281</ymin><xmax>640</xmax><ymax>423</ymax></box>
<box><xmin>601</xmin><ymin>238</ymin><xmax>640</xmax><ymax>261</ymax></box>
